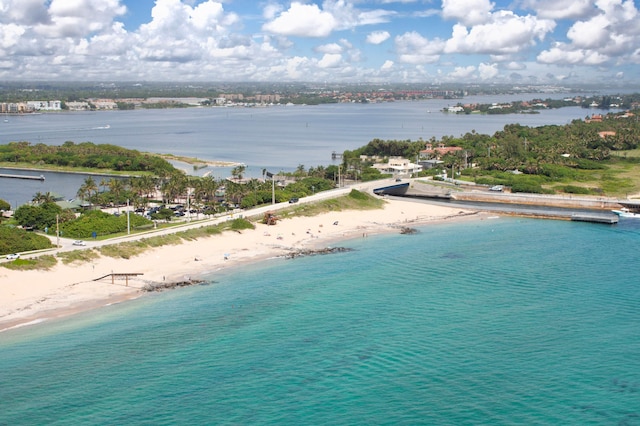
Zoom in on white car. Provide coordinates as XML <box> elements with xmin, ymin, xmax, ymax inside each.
<box><xmin>6</xmin><ymin>253</ymin><xmax>20</xmax><ymax>260</ymax></box>
<box><xmin>72</xmin><ymin>240</ymin><xmax>86</xmax><ymax>246</ymax></box>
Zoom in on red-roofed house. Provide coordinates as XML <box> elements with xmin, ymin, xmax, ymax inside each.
<box><xmin>420</xmin><ymin>143</ymin><xmax>463</xmax><ymax>159</ymax></box>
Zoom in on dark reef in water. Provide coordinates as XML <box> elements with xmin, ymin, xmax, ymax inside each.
<box><xmin>283</xmin><ymin>246</ymin><xmax>354</xmax><ymax>259</ymax></box>
<box><xmin>142</xmin><ymin>279</ymin><xmax>207</xmax><ymax>292</ymax></box>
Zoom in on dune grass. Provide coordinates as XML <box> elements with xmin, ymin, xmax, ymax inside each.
<box><xmin>3</xmin><ymin>190</ymin><xmax>383</xmax><ymax>267</ymax></box>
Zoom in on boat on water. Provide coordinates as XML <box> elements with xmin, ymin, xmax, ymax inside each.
<box><xmin>612</xmin><ymin>207</ymin><xmax>640</xmax><ymax>218</ymax></box>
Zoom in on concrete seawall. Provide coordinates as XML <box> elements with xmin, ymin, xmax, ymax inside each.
<box><xmin>451</xmin><ymin>191</ymin><xmax>621</xmax><ymax>210</ymax></box>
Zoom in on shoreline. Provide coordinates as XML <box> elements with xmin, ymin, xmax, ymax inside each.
<box><xmin>0</xmin><ymin>197</ymin><xmax>484</xmax><ymax>333</ymax></box>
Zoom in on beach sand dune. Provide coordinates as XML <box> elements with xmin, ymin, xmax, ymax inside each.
<box><xmin>0</xmin><ymin>197</ymin><xmax>479</xmax><ymax>331</ymax></box>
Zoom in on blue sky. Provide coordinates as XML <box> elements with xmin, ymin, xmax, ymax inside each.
<box><xmin>1</xmin><ymin>0</ymin><xmax>639</xmax><ymax>85</ymax></box>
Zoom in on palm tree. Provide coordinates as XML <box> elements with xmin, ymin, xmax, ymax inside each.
<box><xmin>161</xmin><ymin>173</ymin><xmax>187</xmax><ymax>204</ymax></box>
<box><xmin>32</xmin><ymin>192</ymin><xmax>45</xmax><ymax>204</ymax></box>
<box><xmin>99</xmin><ymin>177</ymin><xmax>109</xmax><ymax>193</ymax></box>
<box><xmin>294</xmin><ymin>164</ymin><xmax>306</xmax><ymax>179</ymax></box>
<box><xmin>108</xmin><ymin>178</ymin><xmax>125</xmax><ymax>211</ymax></box>
<box><xmin>77</xmin><ymin>176</ymin><xmax>98</xmax><ymax>208</ymax></box>
<box><xmin>32</xmin><ymin>191</ymin><xmax>56</xmax><ymax>204</ymax></box>
<box><xmin>231</xmin><ymin>164</ymin><xmax>246</xmax><ymax>182</ymax></box>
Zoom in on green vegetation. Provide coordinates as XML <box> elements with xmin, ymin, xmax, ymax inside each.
<box><xmin>98</xmin><ymin>218</ymin><xmax>254</xmax><ymax>259</ymax></box>
<box><xmin>140</xmin><ymin>102</ymin><xmax>190</xmax><ymax>109</ymax></box>
<box><xmin>2</xmin><ymin>255</ymin><xmax>57</xmax><ymax>271</ymax></box>
<box><xmin>229</xmin><ymin>218</ymin><xmax>256</xmax><ymax>231</ymax></box>
<box><xmin>13</xmin><ymin>202</ymin><xmax>69</xmax><ymax>231</ymax></box>
<box><xmin>57</xmin><ymin>249</ymin><xmax>101</xmax><ymax>265</ymax></box>
<box><xmin>60</xmin><ymin>210</ymin><xmax>153</xmax><ymax>239</ymax></box>
<box><xmin>3</xmin><ymin>190</ymin><xmax>379</xmax><ymax>268</ymax></box>
<box><xmin>0</xmin><ymin>226</ymin><xmax>53</xmax><ymax>255</ymax></box>
<box><xmin>279</xmin><ymin>190</ymin><xmax>384</xmax><ymax>219</ymax></box>
<box><xmin>0</xmin><ymin>141</ymin><xmax>176</xmax><ymax>174</ymax></box>
<box><xmin>345</xmin><ymin>108</ymin><xmax>640</xmax><ymax>197</ymax></box>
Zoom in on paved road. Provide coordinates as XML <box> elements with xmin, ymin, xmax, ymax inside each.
<box><xmin>4</xmin><ymin>179</ymin><xmax>394</xmax><ymax>262</ymax></box>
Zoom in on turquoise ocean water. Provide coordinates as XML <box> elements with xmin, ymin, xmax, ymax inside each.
<box><xmin>1</xmin><ymin>217</ymin><xmax>640</xmax><ymax>425</ymax></box>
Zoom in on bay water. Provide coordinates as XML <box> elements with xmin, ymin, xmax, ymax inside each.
<box><xmin>1</xmin><ymin>217</ymin><xmax>639</xmax><ymax>424</ymax></box>
<box><xmin>1</xmin><ymin>95</ymin><xmax>601</xmax><ymax>207</ymax></box>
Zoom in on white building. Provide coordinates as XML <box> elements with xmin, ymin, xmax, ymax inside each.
<box><xmin>66</xmin><ymin>101</ymin><xmax>91</xmax><ymax>111</ymax></box>
<box><xmin>372</xmin><ymin>157</ymin><xmax>423</xmax><ymax>176</ymax></box>
<box><xmin>26</xmin><ymin>100</ymin><xmax>62</xmax><ymax>111</ymax></box>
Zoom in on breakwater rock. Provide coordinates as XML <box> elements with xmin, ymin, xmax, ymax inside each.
<box><xmin>284</xmin><ymin>247</ymin><xmax>354</xmax><ymax>259</ymax></box>
<box><xmin>142</xmin><ymin>279</ymin><xmax>207</xmax><ymax>292</ymax></box>
<box><xmin>400</xmin><ymin>227</ymin><xmax>418</xmax><ymax>234</ymax></box>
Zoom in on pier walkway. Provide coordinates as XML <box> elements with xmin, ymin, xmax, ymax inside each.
<box><xmin>0</xmin><ymin>173</ymin><xmax>45</xmax><ymax>181</ymax></box>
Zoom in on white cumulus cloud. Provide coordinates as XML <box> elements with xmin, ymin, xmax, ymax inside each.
<box><xmin>537</xmin><ymin>0</ymin><xmax>640</xmax><ymax>67</ymax></box>
<box><xmin>316</xmin><ymin>42</ymin><xmax>343</xmax><ymax>54</ymax></box>
<box><xmin>448</xmin><ymin>65</ymin><xmax>477</xmax><ymax>79</ymax></box>
<box><xmin>478</xmin><ymin>62</ymin><xmax>499</xmax><ymax>79</ymax></box>
<box><xmin>395</xmin><ymin>31</ymin><xmax>444</xmax><ymax>64</ymax></box>
<box><xmin>262</xmin><ymin>2</ymin><xmax>338</xmax><ymax>37</ymax></box>
<box><xmin>318</xmin><ymin>53</ymin><xmax>342</xmax><ymax>68</ymax></box>
<box><xmin>520</xmin><ymin>0</ymin><xmax>596</xmax><ymax>19</ymax></box>
<box><xmin>445</xmin><ymin>11</ymin><xmax>555</xmax><ymax>56</ymax></box>
<box><xmin>366</xmin><ymin>30</ymin><xmax>390</xmax><ymax>44</ymax></box>
<box><xmin>441</xmin><ymin>0</ymin><xmax>495</xmax><ymax>26</ymax></box>
<box><xmin>381</xmin><ymin>60</ymin><xmax>393</xmax><ymax>70</ymax></box>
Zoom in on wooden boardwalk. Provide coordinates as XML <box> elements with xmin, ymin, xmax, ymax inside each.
<box><xmin>94</xmin><ymin>272</ymin><xmax>143</xmax><ymax>286</ymax></box>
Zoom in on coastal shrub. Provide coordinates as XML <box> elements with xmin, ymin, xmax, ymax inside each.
<box><xmin>359</xmin><ymin>167</ymin><xmax>388</xmax><ymax>182</ymax></box>
<box><xmin>0</xmin><ymin>225</ymin><xmax>53</xmax><ymax>255</ymax></box>
<box><xmin>57</xmin><ymin>249</ymin><xmax>100</xmax><ymax>265</ymax></box>
<box><xmin>60</xmin><ymin>210</ymin><xmax>152</xmax><ymax>238</ymax></box>
<box><xmin>539</xmin><ymin>164</ymin><xmax>579</xmax><ymax>180</ymax></box>
<box><xmin>573</xmin><ymin>159</ymin><xmax>606</xmax><ymax>170</ymax></box>
<box><xmin>560</xmin><ymin>185</ymin><xmax>593</xmax><ymax>195</ymax></box>
<box><xmin>348</xmin><ymin>189</ymin><xmax>369</xmax><ymax>201</ymax></box>
<box><xmin>13</xmin><ymin>202</ymin><xmax>63</xmax><ymax>230</ymax></box>
<box><xmin>509</xmin><ymin>182</ymin><xmax>549</xmax><ymax>194</ymax></box>
<box><xmin>144</xmin><ymin>234</ymin><xmax>183</xmax><ymax>247</ymax></box>
<box><xmin>98</xmin><ymin>242</ymin><xmax>148</xmax><ymax>259</ymax></box>
<box><xmin>2</xmin><ymin>255</ymin><xmax>57</xmax><ymax>271</ymax></box>
<box><xmin>229</xmin><ymin>218</ymin><xmax>255</xmax><ymax>231</ymax></box>
<box><xmin>0</xmin><ymin>141</ymin><xmax>176</xmax><ymax>175</ymax></box>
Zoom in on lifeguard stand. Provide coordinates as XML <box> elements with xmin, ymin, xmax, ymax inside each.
<box><xmin>263</xmin><ymin>211</ymin><xmax>278</xmax><ymax>225</ymax></box>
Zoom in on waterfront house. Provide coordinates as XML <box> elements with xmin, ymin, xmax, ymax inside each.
<box><xmin>372</xmin><ymin>157</ymin><xmax>423</xmax><ymax>176</ymax></box>
<box><xmin>420</xmin><ymin>143</ymin><xmax>463</xmax><ymax>159</ymax></box>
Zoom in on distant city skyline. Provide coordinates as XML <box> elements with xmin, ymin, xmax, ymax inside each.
<box><xmin>1</xmin><ymin>0</ymin><xmax>639</xmax><ymax>85</ymax></box>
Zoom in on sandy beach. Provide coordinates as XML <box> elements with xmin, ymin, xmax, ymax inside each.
<box><xmin>0</xmin><ymin>196</ymin><xmax>481</xmax><ymax>332</ymax></box>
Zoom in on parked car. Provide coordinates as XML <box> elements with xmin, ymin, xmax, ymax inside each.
<box><xmin>489</xmin><ymin>185</ymin><xmax>504</xmax><ymax>192</ymax></box>
<box><xmin>72</xmin><ymin>240</ymin><xmax>86</xmax><ymax>246</ymax></box>
<box><xmin>6</xmin><ymin>253</ymin><xmax>20</xmax><ymax>260</ymax></box>
<box><xmin>289</xmin><ymin>197</ymin><xmax>299</xmax><ymax>203</ymax></box>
